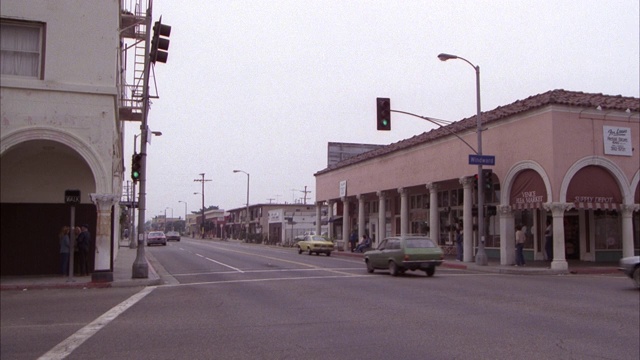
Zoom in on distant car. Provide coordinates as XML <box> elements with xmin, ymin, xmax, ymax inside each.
<box><xmin>147</xmin><ymin>231</ymin><xmax>167</xmax><ymax>246</ymax></box>
<box><xmin>364</xmin><ymin>236</ymin><xmax>444</xmax><ymax>277</ymax></box>
<box><xmin>618</xmin><ymin>256</ymin><xmax>640</xmax><ymax>289</ymax></box>
<box><xmin>297</xmin><ymin>235</ymin><xmax>333</xmax><ymax>256</ymax></box>
<box><xmin>166</xmin><ymin>231</ymin><xmax>181</xmax><ymax>242</ymax></box>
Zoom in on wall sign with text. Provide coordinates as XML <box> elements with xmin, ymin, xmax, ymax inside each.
<box><xmin>603</xmin><ymin>126</ymin><xmax>632</xmax><ymax>156</ymax></box>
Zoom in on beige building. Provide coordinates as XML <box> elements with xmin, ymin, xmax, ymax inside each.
<box><xmin>315</xmin><ymin>90</ymin><xmax>640</xmax><ymax>270</ymax></box>
<box><xmin>1</xmin><ymin>1</ymin><xmax>151</xmax><ymax>277</ymax></box>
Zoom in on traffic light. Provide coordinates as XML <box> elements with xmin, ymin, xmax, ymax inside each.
<box><xmin>376</xmin><ymin>97</ymin><xmax>391</xmax><ymax>131</ymax></box>
<box><xmin>482</xmin><ymin>169</ymin><xmax>493</xmax><ymax>191</ymax></box>
<box><xmin>131</xmin><ymin>153</ymin><xmax>142</xmax><ymax>182</ymax></box>
<box><xmin>473</xmin><ymin>174</ymin><xmax>479</xmax><ymax>189</ymax></box>
<box><xmin>150</xmin><ymin>19</ymin><xmax>171</xmax><ymax>63</ymax></box>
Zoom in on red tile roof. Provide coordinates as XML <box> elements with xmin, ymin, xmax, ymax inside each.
<box><xmin>315</xmin><ymin>89</ymin><xmax>639</xmax><ymax>176</ymax></box>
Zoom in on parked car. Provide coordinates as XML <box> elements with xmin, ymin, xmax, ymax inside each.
<box><xmin>147</xmin><ymin>231</ymin><xmax>167</xmax><ymax>246</ymax></box>
<box><xmin>364</xmin><ymin>236</ymin><xmax>444</xmax><ymax>277</ymax></box>
<box><xmin>166</xmin><ymin>231</ymin><xmax>181</xmax><ymax>242</ymax></box>
<box><xmin>297</xmin><ymin>235</ymin><xmax>333</xmax><ymax>256</ymax></box>
<box><xmin>618</xmin><ymin>256</ymin><xmax>640</xmax><ymax>289</ymax></box>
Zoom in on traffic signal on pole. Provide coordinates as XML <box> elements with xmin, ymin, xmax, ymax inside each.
<box><xmin>376</xmin><ymin>97</ymin><xmax>391</xmax><ymax>131</ymax></box>
<box><xmin>131</xmin><ymin>153</ymin><xmax>142</xmax><ymax>182</ymax></box>
<box><xmin>150</xmin><ymin>20</ymin><xmax>171</xmax><ymax>64</ymax></box>
<box><xmin>473</xmin><ymin>174</ymin><xmax>479</xmax><ymax>189</ymax></box>
<box><xmin>482</xmin><ymin>169</ymin><xmax>493</xmax><ymax>191</ymax></box>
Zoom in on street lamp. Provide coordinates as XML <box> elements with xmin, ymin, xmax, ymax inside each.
<box><xmin>178</xmin><ymin>200</ymin><xmax>187</xmax><ymax>234</ymax></box>
<box><xmin>233</xmin><ymin>170</ymin><xmax>250</xmax><ymax>242</ymax></box>
<box><xmin>438</xmin><ymin>52</ymin><xmax>488</xmax><ymax>266</ymax></box>
<box><xmin>130</xmin><ymin>130</ymin><xmax>162</xmax><ymax>249</ymax></box>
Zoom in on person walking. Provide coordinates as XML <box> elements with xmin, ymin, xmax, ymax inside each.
<box><xmin>59</xmin><ymin>226</ymin><xmax>71</xmax><ymax>276</ymax></box>
<box><xmin>515</xmin><ymin>224</ymin><xmax>526</xmax><ymax>266</ymax></box>
<box><xmin>76</xmin><ymin>224</ymin><xmax>92</xmax><ymax>276</ymax></box>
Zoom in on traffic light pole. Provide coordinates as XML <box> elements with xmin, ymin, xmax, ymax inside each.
<box><xmin>132</xmin><ymin>5</ymin><xmax>154</xmax><ymax>278</ymax></box>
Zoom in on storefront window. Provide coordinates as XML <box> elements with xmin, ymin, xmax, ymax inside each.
<box><xmin>594</xmin><ymin>211</ymin><xmax>621</xmax><ymax>249</ymax></box>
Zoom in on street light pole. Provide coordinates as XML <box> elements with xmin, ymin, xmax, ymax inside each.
<box><xmin>438</xmin><ymin>52</ymin><xmax>488</xmax><ymax>266</ymax></box>
<box><xmin>132</xmin><ymin>6</ymin><xmax>155</xmax><ymax>278</ymax></box>
<box><xmin>178</xmin><ymin>200</ymin><xmax>187</xmax><ymax>233</ymax></box>
<box><xmin>233</xmin><ymin>170</ymin><xmax>250</xmax><ymax>242</ymax></box>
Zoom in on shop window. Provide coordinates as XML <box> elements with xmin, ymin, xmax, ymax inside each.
<box><xmin>1</xmin><ymin>20</ymin><xmax>44</xmax><ymax>78</ymax></box>
<box><xmin>451</xmin><ymin>189</ymin><xmax>463</xmax><ymax>206</ymax></box>
<box><xmin>438</xmin><ymin>190</ymin><xmax>449</xmax><ymax>208</ymax></box>
<box><xmin>594</xmin><ymin>211</ymin><xmax>621</xmax><ymax>249</ymax></box>
<box><xmin>410</xmin><ymin>194</ymin><xmax>425</xmax><ymax>209</ymax></box>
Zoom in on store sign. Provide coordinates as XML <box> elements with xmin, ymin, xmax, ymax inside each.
<box><xmin>514</xmin><ymin>190</ymin><xmax>544</xmax><ymax>206</ymax></box>
<box><xmin>603</xmin><ymin>126</ymin><xmax>632</xmax><ymax>156</ymax></box>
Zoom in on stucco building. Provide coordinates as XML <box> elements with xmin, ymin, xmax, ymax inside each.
<box><xmin>314</xmin><ymin>90</ymin><xmax>640</xmax><ymax>270</ymax></box>
<box><xmin>1</xmin><ymin>1</ymin><xmax>150</xmax><ymax>277</ymax></box>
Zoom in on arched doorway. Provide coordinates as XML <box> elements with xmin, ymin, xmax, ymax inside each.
<box><xmin>0</xmin><ymin>139</ymin><xmax>97</xmax><ymax>275</ymax></box>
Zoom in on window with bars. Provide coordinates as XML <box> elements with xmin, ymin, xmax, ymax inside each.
<box><xmin>0</xmin><ymin>20</ymin><xmax>44</xmax><ymax>78</ymax></box>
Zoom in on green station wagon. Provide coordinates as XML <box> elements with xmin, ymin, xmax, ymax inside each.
<box><xmin>364</xmin><ymin>236</ymin><xmax>444</xmax><ymax>277</ymax></box>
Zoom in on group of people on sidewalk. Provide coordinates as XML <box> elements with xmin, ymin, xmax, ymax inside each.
<box><xmin>349</xmin><ymin>230</ymin><xmax>373</xmax><ymax>253</ymax></box>
<box><xmin>58</xmin><ymin>224</ymin><xmax>92</xmax><ymax>277</ymax></box>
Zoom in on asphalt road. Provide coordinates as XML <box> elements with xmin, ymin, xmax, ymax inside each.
<box><xmin>2</xmin><ymin>239</ymin><xmax>638</xmax><ymax>360</ymax></box>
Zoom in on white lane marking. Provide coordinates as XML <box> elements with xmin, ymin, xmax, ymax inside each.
<box><xmin>205</xmin><ymin>257</ymin><xmax>244</xmax><ymax>273</ymax></box>
<box><xmin>38</xmin><ymin>286</ymin><xmax>156</xmax><ymax>360</ymax></box>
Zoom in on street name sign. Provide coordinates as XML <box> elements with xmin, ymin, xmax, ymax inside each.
<box><xmin>469</xmin><ymin>154</ymin><xmax>495</xmax><ymax>166</ymax></box>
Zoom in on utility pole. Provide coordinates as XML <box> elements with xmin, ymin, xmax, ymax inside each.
<box><xmin>194</xmin><ymin>173</ymin><xmax>211</xmax><ymax>238</ymax></box>
<box><xmin>132</xmin><ymin>4</ymin><xmax>154</xmax><ymax>278</ymax></box>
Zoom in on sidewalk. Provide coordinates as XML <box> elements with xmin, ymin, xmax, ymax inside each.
<box><xmin>1</xmin><ymin>239</ymin><xmax>621</xmax><ymax>290</ymax></box>
<box><xmin>331</xmin><ymin>249</ymin><xmax>621</xmax><ymax>276</ymax></box>
<box><xmin>0</xmin><ymin>241</ymin><xmax>161</xmax><ymax>291</ymax></box>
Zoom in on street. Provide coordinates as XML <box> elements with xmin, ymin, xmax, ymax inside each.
<box><xmin>2</xmin><ymin>238</ymin><xmax>639</xmax><ymax>360</ymax></box>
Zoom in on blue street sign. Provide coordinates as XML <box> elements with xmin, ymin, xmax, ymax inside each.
<box><xmin>469</xmin><ymin>154</ymin><xmax>495</xmax><ymax>166</ymax></box>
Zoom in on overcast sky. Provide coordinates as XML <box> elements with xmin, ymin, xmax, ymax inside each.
<box><xmin>128</xmin><ymin>0</ymin><xmax>640</xmax><ymax>220</ymax></box>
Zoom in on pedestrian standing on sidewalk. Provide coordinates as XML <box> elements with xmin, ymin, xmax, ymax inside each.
<box><xmin>515</xmin><ymin>224</ymin><xmax>526</xmax><ymax>266</ymax></box>
<box><xmin>76</xmin><ymin>224</ymin><xmax>92</xmax><ymax>276</ymax></box>
<box><xmin>455</xmin><ymin>223</ymin><xmax>463</xmax><ymax>261</ymax></box>
<box><xmin>544</xmin><ymin>218</ymin><xmax>553</xmax><ymax>261</ymax></box>
<box><xmin>59</xmin><ymin>226</ymin><xmax>71</xmax><ymax>276</ymax></box>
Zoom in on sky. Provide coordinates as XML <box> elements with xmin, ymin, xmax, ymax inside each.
<box><xmin>126</xmin><ymin>0</ymin><xmax>640</xmax><ymax>220</ymax></box>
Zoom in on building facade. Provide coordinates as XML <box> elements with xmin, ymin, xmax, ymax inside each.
<box><xmin>0</xmin><ymin>1</ymin><xmax>149</xmax><ymax>277</ymax></box>
<box><xmin>314</xmin><ymin>90</ymin><xmax>640</xmax><ymax>270</ymax></box>
<box><xmin>226</xmin><ymin>203</ymin><xmax>327</xmax><ymax>245</ymax></box>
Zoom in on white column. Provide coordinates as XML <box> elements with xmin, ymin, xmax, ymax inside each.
<box><xmin>377</xmin><ymin>191</ymin><xmax>386</xmax><ymax>246</ymax></box>
<box><xmin>621</xmin><ymin>204</ymin><xmax>638</xmax><ymax>258</ymax></box>
<box><xmin>315</xmin><ymin>201</ymin><xmax>322</xmax><ymax>235</ymax></box>
<box><xmin>342</xmin><ymin>197</ymin><xmax>350</xmax><ymax>252</ymax></box>
<box><xmin>357</xmin><ymin>194</ymin><xmax>365</xmax><ymax>238</ymax></box>
<box><xmin>544</xmin><ymin>202</ymin><xmax>573</xmax><ymax>271</ymax></box>
<box><xmin>89</xmin><ymin>193</ymin><xmax>119</xmax><ymax>272</ymax></box>
<box><xmin>327</xmin><ymin>201</ymin><xmax>334</xmax><ymax>240</ymax></box>
<box><xmin>460</xmin><ymin>177</ymin><xmax>474</xmax><ymax>262</ymax></box>
<box><xmin>499</xmin><ymin>205</ymin><xmax>515</xmax><ymax>265</ymax></box>
<box><xmin>427</xmin><ymin>183</ymin><xmax>439</xmax><ymax>242</ymax></box>
<box><xmin>398</xmin><ymin>188</ymin><xmax>408</xmax><ymax>236</ymax></box>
